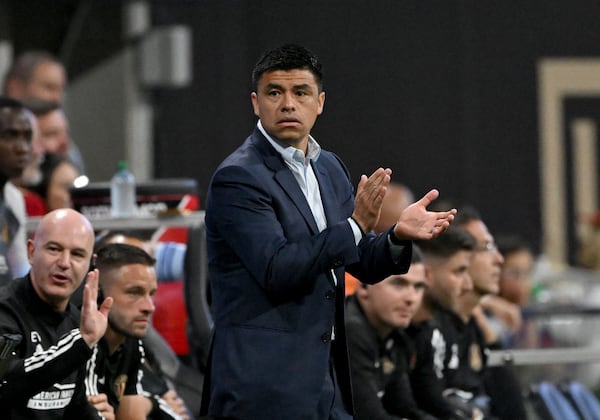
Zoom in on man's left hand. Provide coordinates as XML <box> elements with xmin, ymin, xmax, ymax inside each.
<box><xmin>392</xmin><ymin>189</ymin><xmax>457</xmax><ymax>240</ymax></box>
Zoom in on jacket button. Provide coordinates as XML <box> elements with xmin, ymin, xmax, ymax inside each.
<box><xmin>321</xmin><ymin>333</ymin><xmax>330</xmax><ymax>343</ymax></box>
<box><xmin>332</xmin><ymin>259</ymin><xmax>343</xmax><ymax>267</ymax></box>
<box><xmin>325</xmin><ymin>291</ymin><xmax>334</xmax><ymax>300</ymax></box>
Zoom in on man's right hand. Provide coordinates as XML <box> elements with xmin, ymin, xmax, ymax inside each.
<box><xmin>88</xmin><ymin>393</ymin><xmax>115</xmax><ymax>420</ymax></box>
<box><xmin>352</xmin><ymin>167</ymin><xmax>392</xmax><ymax>233</ymax></box>
<box><xmin>80</xmin><ymin>269</ymin><xmax>113</xmax><ymax>348</ymax></box>
<box><xmin>162</xmin><ymin>390</ymin><xmax>191</xmax><ymax>419</ymax></box>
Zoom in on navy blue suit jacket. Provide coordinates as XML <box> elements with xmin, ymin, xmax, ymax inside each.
<box><xmin>203</xmin><ymin>128</ymin><xmax>411</xmax><ymax>419</ymax></box>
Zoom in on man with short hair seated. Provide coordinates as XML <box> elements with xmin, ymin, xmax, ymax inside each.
<box><xmin>85</xmin><ymin>243</ymin><xmax>187</xmax><ymax>419</ymax></box>
<box><xmin>346</xmin><ymin>245</ymin><xmax>436</xmax><ymax>419</ymax></box>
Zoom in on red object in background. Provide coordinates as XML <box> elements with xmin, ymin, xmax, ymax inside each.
<box><xmin>23</xmin><ymin>189</ymin><xmax>47</xmax><ymax>216</ymax></box>
<box><xmin>152</xmin><ymin>282</ymin><xmax>190</xmax><ymax>355</ymax></box>
<box><xmin>151</xmin><ymin>192</ymin><xmax>200</xmax><ymax>356</ymax></box>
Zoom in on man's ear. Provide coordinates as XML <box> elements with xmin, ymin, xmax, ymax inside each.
<box><xmin>355</xmin><ymin>283</ymin><xmax>369</xmax><ymax>299</ymax></box>
<box><xmin>26</xmin><ymin>239</ymin><xmax>35</xmax><ymax>263</ymax></box>
<box><xmin>251</xmin><ymin>92</ymin><xmax>260</xmax><ymax>117</ymax></box>
<box><xmin>317</xmin><ymin>91</ymin><xmax>325</xmax><ymax>115</ymax></box>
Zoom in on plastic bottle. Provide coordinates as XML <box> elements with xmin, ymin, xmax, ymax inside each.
<box><xmin>110</xmin><ymin>160</ymin><xmax>137</xmax><ymax>217</ymax></box>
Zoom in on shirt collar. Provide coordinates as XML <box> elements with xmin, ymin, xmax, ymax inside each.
<box><xmin>257</xmin><ymin>120</ymin><xmax>321</xmax><ymax>166</ymax></box>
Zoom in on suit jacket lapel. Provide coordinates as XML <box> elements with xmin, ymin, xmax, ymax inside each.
<box><xmin>251</xmin><ymin>130</ymin><xmax>320</xmax><ymax>235</ymax></box>
<box><xmin>312</xmin><ymin>158</ymin><xmax>339</xmax><ymax>227</ymax></box>
<box><xmin>313</xmin><ymin>158</ymin><xmax>345</xmax><ymax>289</ymax></box>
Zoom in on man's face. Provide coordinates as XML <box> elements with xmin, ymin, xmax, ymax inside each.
<box><xmin>103</xmin><ymin>264</ymin><xmax>157</xmax><ymax>339</ymax></box>
<box><xmin>359</xmin><ymin>263</ymin><xmax>426</xmax><ymax>333</ymax></box>
<box><xmin>500</xmin><ymin>249</ymin><xmax>534</xmax><ymax>306</ymax></box>
<box><xmin>463</xmin><ymin>220</ymin><xmax>504</xmax><ymax>295</ymax></box>
<box><xmin>28</xmin><ymin>210</ymin><xmax>94</xmax><ymax>312</ymax></box>
<box><xmin>37</xmin><ymin>109</ymin><xmax>70</xmax><ymax>156</ymax></box>
<box><xmin>26</xmin><ymin>61</ymin><xmax>66</xmax><ymax>103</ymax></box>
<box><xmin>0</xmin><ymin>107</ymin><xmax>32</xmax><ymax>180</ymax></box>
<box><xmin>426</xmin><ymin>250</ymin><xmax>473</xmax><ymax>312</ymax></box>
<box><xmin>251</xmin><ymin>69</ymin><xmax>325</xmax><ymax>150</ymax></box>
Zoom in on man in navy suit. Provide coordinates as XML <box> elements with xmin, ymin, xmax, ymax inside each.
<box><xmin>202</xmin><ymin>44</ymin><xmax>456</xmax><ymax>419</ymax></box>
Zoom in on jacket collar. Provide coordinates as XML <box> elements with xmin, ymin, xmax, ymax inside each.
<box><xmin>250</xmin><ymin>128</ymin><xmax>322</xmax><ymax>234</ymax></box>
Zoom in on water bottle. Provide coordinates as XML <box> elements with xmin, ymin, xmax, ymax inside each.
<box><xmin>110</xmin><ymin>160</ymin><xmax>137</xmax><ymax>217</ymax></box>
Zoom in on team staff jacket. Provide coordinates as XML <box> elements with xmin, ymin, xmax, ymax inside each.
<box><xmin>407</xmin><ymin>318</ymin><xmax>457</xmax><ymax>419</ymax></box>
<box><xmin>345</xmin><ymin>296</ymin><xmax>437</xmax><ymax>420</ymax></box>
<box><xmin>432</xmin><ymin>307</ymin><xmax>488</xmax><ymax>396</ymax></box>
<box><xmin>0</xmin><ymin>275</ymin><xmax>101</xmax><ymax>419</ymax></box>
<box><xmin>407</xmin><ymin>303</ymin><xmax>489</xmax><ymax>420</ymax></box>
<box><xmin>85</xmin><ymin>336</ymin><xmax>182</xmax><ymax>419</ymax></box>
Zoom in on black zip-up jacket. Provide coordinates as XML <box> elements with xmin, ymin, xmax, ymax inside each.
<box><xmin>346</xmin><ymin>296</ymin><xmax>438</xmax><ymax>420</ymax></box>
<box><xmin>0</xmin><ymin>275</ymin><xmax>100</xmax><ymax>419</ymax></box>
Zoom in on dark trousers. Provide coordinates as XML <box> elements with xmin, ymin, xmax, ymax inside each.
<box><xmin>317</xmin><ymin>355</ymin><xmax>353</xmax><ymax>420</ymax></box>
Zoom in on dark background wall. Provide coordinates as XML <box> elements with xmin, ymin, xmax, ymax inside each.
<box><xmin>5</xmin><ymin>0</ymin><xmax>600</xmax><ymax>259</ymax></box>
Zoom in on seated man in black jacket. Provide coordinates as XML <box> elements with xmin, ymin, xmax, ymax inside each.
<box><xmin>346</xmin><ymin>245</ymin><xmax>436</xmax><ymax>420</ymax></box>
<box><xmin>0</xmin><ymin>208</ymin><xmax>113</xmax><ymax>419</ymax></box>
<box><xmin>85</xmin><ymin>243</ymin><xmax>186</xmax><ymax>419</ymax></box>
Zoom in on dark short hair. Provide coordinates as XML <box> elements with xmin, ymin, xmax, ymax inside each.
<box><xmin>95</xmin><ymin>243</ymin><xmax>155</xmax><ymax>273</ymax></box>
<box><xmin>416</xmin><ymin>226</ymin><xmax>477</xmax><ymax>259</ymax></box>
<box><xmin>454</xmin><ymin>205</ymin><xmax>482</xmax><ymax>226</ymax></box>
<box><xmin>251</xmin><ymin>44</ymin><xmax>323</xmax><ymax>91</ymax></box>
<box><xmin>495</xmin><ymin>233</ymin><xmax>532</xmax><ymax>257</ymax></box>
<box><xmin>31</xmin><ymin>153</ymin><xmax>78</xmax><ymax>197</ymax></box>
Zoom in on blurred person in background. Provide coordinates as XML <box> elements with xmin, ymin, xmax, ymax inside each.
<box><xmin>3</xmin><ymin>50</ymin><xmax>66</xmax><ymax>103</ymax></box>
<box><xmin>496</xmin><ymin>235</ymin><xmax>534</xmax><ymax>307</ymax></box>
<box><xmin>482</xmin><ymin>233</ymin><xmax>535</xmax><ymax>349</ymax></box>
<box><xmin>26</xmin><ymin>100</ymin><xmax>84</xmax><ymax>173</ymax></box>
<box><xmin>31</xmin><ymin>153</ymin><xmax>80</xmax><ymax>213</ymax></box>
<box><xmin>12</xmin><ymin>99</ymin><xmax>85</xmax><ymax>216</ymax></box>
<box><xmin>0</xmin><ymin>97</ymin><xmax>33</xmax><ymax>282</ymax></box>
<box><xmin>4</xmin><ymin>51</ymin><xmax>85</xmax><ymax>175</ymax></box>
